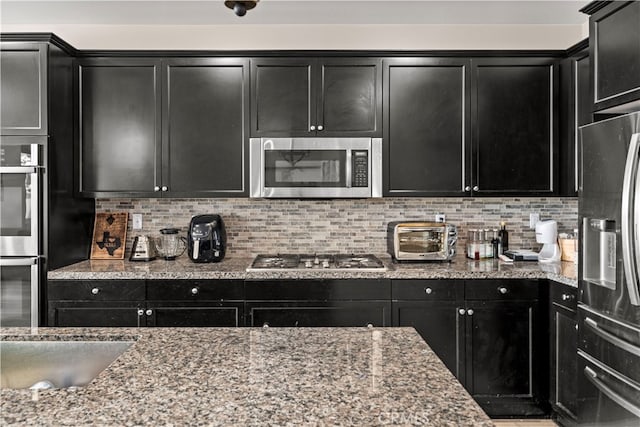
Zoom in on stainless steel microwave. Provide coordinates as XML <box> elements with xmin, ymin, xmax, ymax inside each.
<box><xmin>249</xmin><ymin>137</ymin><xmax>382</xmax><ymax>198</ymax></box>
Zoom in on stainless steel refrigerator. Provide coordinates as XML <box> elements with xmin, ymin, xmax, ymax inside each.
<box><xmin>578</xmin><ymin>111</ymin><xmax>640</xmax><ymax>425</ymax></box>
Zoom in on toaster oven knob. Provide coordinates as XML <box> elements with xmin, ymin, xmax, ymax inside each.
<box><xmin>464</xmin><ymin>186</ymin><xmax>471</xmax><ymax>192</ymax></box>
<box><xmin>317</xmin><ymin>125</ymin><xmax>324</xmax><ymax>131</ymax></box>
<box><xmin>310</xmin><ymin>125</ymin><xmax>316</xmax><ymax>131</ymax></box>
<box><xmin>191</xmin><ymin>287</ymin><xmax>199</xmax><ymax>295</ymax></box>
<box><xmin>424</xmin><ymin>287</ymin><xmax>433</xmax><ymax>295</ymax></box>
<box><xmin>458</xmin><ymin>308</ymin><xmax>466</xmax><ymax>315</ymax></box>
<box><xmin>91</xmin><ymin>288</ymin><xmax>100</xmax><ymax>295</ymax></box>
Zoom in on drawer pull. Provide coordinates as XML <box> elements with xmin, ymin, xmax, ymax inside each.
<box><xmin>262</xmin><ymin>323</ymin><xmax>269</xmax><ymax>328</ymax></box>
<box><xmin>191</xmin><ymin>287</ymin><xmax>199</xmax><ymax>295</ymax></box>
<box><xmin>498</xmin><ymin>287</ymin><xmax>508</xmax><ymax>294</ymax></box>
<box><xmin>366</xmin><ymin>323</ymin><xmax>374</xmax><ymax>328</ymax></box>
<box><xmin>145</xmin><ymin>309</ymin><xmax>153</xmax><ymax>316</ymax></box>
<box><xmin>585</xmin><ymin>317</ymin><xmax>640</xmax><ymax>357</ymax></box>
<box><xmin>137</xmin><ymin>309</ymin><xmax>144</xmax><ymax>316</ymax></box>
<box><xmin>467</xmin><ymin>309</ymin><xmax>474</xmax><ymax>316</ymax></box>
<box><xmin>424</xmin><ymin>287</ymin><xmax>433</xmax><ymax>295</ymax></box>
<box><xmin>561</xmin><ymin>293</ymin><xmax>575</xmax><ymax>301</ymax></box>
<box><xmin>91</xmin><ymin>288</ymin><xmax>100</xmax><ymax>295</ymax></box>
<box><xmin>458</xmin><ymin>308</ymin><xmax>466</xmax><ymax>315</ymax></box>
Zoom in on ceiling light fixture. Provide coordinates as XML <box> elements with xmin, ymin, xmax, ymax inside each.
<box><xmin>225</xmin><ymin>1</ymin><xmax>259</xmax><ymax>17</ymax></box>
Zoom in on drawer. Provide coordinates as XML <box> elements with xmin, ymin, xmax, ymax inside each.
<box><xmin>245</xmin><ymin>279</ymin><xmax>390</xmax><ymax>301</ymax></box>
<box><xmin>391</xmin><ymin>280</ymin><xmax>462</xmax><ymax>301</ymax></box>
<box><xmin>465</xmin><ymin>279</ymin><xmax>540</xmax><ymax>300</ymax></box>
<box><xmin>146</xmin><ymin>280</ymin><xmax>244</xmax><ymax>301</ymax></box>
<box><xmin>551</xmin><ymin>282</ymin><xmax>578</xmax><ymax>312</ymax></box>
<box><xmin>48</xmin><ymin>280</ymin><xmax>145</xmax><ymax>301</ymax></box>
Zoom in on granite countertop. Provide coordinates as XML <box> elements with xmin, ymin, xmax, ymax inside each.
<box><xmin>1</xmin><ymin>327</ymin><xmax>492</xmax><ymax>426</ymax></box>
<box><xmin>48</xmin><ymin>254</ymin><xmax>578</xmax><ymax>287</ymax></box>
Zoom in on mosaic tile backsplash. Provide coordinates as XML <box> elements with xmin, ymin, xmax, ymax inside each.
<box><xmin>96</xmin><ymin>197</ymin><xmax>578</xmax><ymax>257</ymax></box>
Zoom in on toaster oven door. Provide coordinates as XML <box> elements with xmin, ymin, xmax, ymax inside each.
<box><xmin>395</xmin><ymin>227</ymin><xmax>448</xmax><ymax>260</ymax></box>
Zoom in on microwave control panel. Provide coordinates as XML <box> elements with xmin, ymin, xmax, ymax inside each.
<box><xmin>352</xmin><ymin>150</ymin><xmax>369</xmax><ymax>187</ymax></box>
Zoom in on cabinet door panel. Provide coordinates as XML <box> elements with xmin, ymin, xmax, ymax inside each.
<box><xmin>49</xmin><ymin>302</ymin><xmax>142</xmax><ymax>327</ymax></box>
<box><xmin>554</xmin><ymin>308</ymin><xmax>578</xmax><ymax>418</ymax></box>
<box><xmin>0</xmin><ymin>43</ymin><xmax>47</xmax><ymax>135</ymax></box>
<box><xmin>466</xmin><ymin>300</ymin><xmax>535</xmax><ymax>397</ymax></box>
<box><xmin>472</xmin><ymin>59</ymin><xmax>557</xmax><ymax>194</ymax></box>
<box><xmin>393</xmin><ymin>301</ymin><xmax>463</xmax><ymax>378</ymax></box>
<box><xmin>251</xmin><ymin>59</ymin><xmax>313</xmax><ymax>136</ymax></box>
<box><xmin>78</xmin><ymin>59</ymin><xmax>161</xmax><ymax>196</ymax></box>
<box><xmin>248</xmin><ymin>302</ymin><xmax>390</xmax><ymax>327</ymax></box>
<box><xmin>385</xmin><ymin>59</ymin><xmax>469</xmax><ymax>196</ymax></box>
<box><xmin>163</xmin><ymin>59</ymin><xmax>248</xmax><ymax>196</ymax></box>
<box><xmin>319</xmin><ymin>59</ymin><xmax>381</xmax><ymax>136</ymax></box>
<box><xmin>147</xmin><ymin>303</ymin><xmax>242</xmax><ymax>327</ymax></box>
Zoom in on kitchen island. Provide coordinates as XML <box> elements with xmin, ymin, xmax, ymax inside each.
<box><xmin>1</xmin><ymin>327</ymin><xmax>492</xmax><ymax>426</ymax></box>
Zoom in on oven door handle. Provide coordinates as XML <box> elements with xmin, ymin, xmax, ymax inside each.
<box><xmin>0</xmin><ymin>257</ymin><xmax>39</xmax><ymax>266</ymax></box>
<box><xmin>584</xmin><ymin>366</ymin><xmax>640</xmax><ymax>417</ymax></box>
<box><xmin>0</xmin><ymin>166</ymin><xmax>40</xmax><ymax>174</ymax></box>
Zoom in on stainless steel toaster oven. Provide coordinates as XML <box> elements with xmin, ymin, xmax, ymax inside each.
<box><xmin>387</xmin><ymin>221</ymin><xmax>457</xmax><ymax>262</ymax></box>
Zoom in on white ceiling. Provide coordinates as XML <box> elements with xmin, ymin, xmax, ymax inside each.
<box><xmin>0</xmin><ymin>0</ymin><xmax>590</xmax><ymax>26</ymax></box>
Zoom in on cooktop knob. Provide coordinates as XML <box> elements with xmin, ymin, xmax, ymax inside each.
<box><xmin>322</xmin><ymin>260</ymin><xmax>330</xmax><ymax>268</ymax></box>
<box><xmin>305</xmin><ymin>260</ymin><xmax>313</xmax><ymax>268</ymax></box>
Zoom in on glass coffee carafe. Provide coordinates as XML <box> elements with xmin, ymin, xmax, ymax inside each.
<box><xmin>155</xmin><ymin>228</ymin><xmax>187</xmax><ymax>260</ymax></box>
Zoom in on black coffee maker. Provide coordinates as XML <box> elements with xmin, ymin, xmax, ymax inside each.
<box><xmin>188</xmin><ymin>214</ymin><xmax>226</xmax><ymax>263</ymax></box>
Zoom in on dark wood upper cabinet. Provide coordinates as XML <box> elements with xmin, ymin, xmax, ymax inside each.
<box><xmin>78</xmin><ymin>58</ymin><xmax>162</xmax><ymax>197</ymax></box>
<box><xmin>162</xmin><ymin>58</ymin><xmax>249</xmax><ymax>197</ymax></box>
<box><xmin>384</xmin><ymin>58</ymin><xmax>470</xmax><ymax>196</ymax></box>
<box><xmin>471</xmin><ymin>58</ymin><xmax>558</xmax><ymax>195</ymax></box>
<box><xmin>587</xmin><ymin>1</ymin><xmax>640</xmax><ymax>112</ymax></box>
<box><xmin>251</xmin><ymin>58</ymin><xmax>381</xmax><ymax>137</ymax></box>
<box><xmin>0</xmin><ymin>43</ymin><xmax>48</xmax><ymax>136</ymax></box>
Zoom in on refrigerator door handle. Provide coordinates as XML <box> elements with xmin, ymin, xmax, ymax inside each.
<box><xmin>584</xmin><ymin>366</ymin><xmax>640</xmax><ymax>417</ymax></box>
<box><xmin>621</xmin><ymin>132</ymin><xmax>640</xmax><ymax>306</ymax></box>
<box><xmin>585</xmin><ymin>316</ymin><xmax>640</xmax><ymax>357</ymax></box>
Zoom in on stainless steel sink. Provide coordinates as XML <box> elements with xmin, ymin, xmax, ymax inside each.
<box><xmin>0</xmin><ymin>340</ymin><xmax>134</xmax><ymax>389</ymax></box>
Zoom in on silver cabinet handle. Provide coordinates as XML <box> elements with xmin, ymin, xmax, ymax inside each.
<box><xmin>91</xmin><ymin>288</ymin><xmax>99</xmax><ymax>295</ymax></box>
<box><xmin>262</xmin><ymin>323</ymin><xmax>269</xmax><ymax>328</ymax></box>
<box><xmin>366</xmin><ymin>323</ymin><xmax>374</xmax><ymax>328</ymax></box>
<box><xmin>161</xmin><ymin>186</ymin><xmax>168</xmax><ymax>191</ymax></box>
<box><xmin>464</xmin><ymin>186</ymin><xmax>471</xmax><ymax>192</ymax></box>
<box><xmin>584</xmin><ymin>366</ymin><xmax>640</xmax><ymax>417</ymax></box>
<box><xmin>498</xmin><ymin>287</ymin><xmax>508</xmax><ymax>294</ymax></box>
<box><xmin>458</xmin><ymin>308</ymin><xmax>466</xmax><ymax>315</ymax></box>
<box><xmin>310</xmin><ymin>125</ymin><xmax>316</xmax><ymax>131</ymax></box>
<box><xmin>585</xmin><ymin>317</ymin><xmax>640</xmax><ymax>357</ymax></box>
<box><xmin>191</xmin><ymin>287</ymin><xmax>199</xmax><ymax>295</ymax></box>
<box><xmin>467</xmin><ymin>309</ymin><xmax>474</xmax><ymax>316</ymax></box>
<box><xmin>424</xmin><ymin>287</ymin><xmax>433</xmax><ymax>295</ymax></box>
<box><xmin>561</xmin><ymin>293</ymin><xmax>574</xmax><ymax>301</ymax></box>
<box><xmin>146</xmin><ymin>309</ymin><xmax>153</xmax><ymax>316</ymax></box>
<box><xmin>154</xmin><ymin>186</ymin><xmax>160</xmax><ymax>191</ymax></box>
<box><xmin>137</xmin><ymin>309</ymin><xmax>144</xmax><ymax>316</ymax></box>
<box><xmin>473</xmin><ymin>185</ymin><xmax>479</xmax><ymax>192</ymax></box>
<box><xmin>317</xmin><ymin>125</ymin><xmax>324</xmax><ymax>131</ymax></box>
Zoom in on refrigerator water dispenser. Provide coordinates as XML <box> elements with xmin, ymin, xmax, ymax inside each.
<box><xmin>583</xmin><ymin>218</ymin><xmax>617</xmax><ymax>290</ymax></box>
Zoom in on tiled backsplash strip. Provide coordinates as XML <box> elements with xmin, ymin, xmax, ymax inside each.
<box><xmin>96</xmin><ymin>198</ymin><xmax>578</xmax><ymax>257</ymax></box>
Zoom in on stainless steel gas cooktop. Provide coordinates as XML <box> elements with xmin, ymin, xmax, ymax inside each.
<box><xmin>247</xmin><ymin>254</ymin><xmax>386</xmax><ymax>271</ymax></box>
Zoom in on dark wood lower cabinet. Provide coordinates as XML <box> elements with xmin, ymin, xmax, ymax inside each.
<box><xmin>246</xmin><ymin>301</ymin><xmax>390</xmax><ymax>327</ymax></box>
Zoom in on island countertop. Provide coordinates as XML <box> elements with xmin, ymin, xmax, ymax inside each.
<box><xmin>1</xmin><ymin>327</ymin><xmax>492</xmax><ymax>426</ymax></box>
<box><xmin>48</xmin><ymin>254</ymin><xmax>577</xmax><ymax>287</ymax></box>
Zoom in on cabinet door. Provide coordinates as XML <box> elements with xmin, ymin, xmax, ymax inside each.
<box><xmin>552</xmin><ymin>305</ymin><xmax>578</xmax><ymax>420</ymax></box>
<box><xmin>590</xmin><ymin>1</ymin><xmax>640</xmax><ymax>111</ymax></box>
<box><xmin>393</xmin><ymin>301</ymin><xmax>464</xmax><ymax>378</ymax></box>
<box><xmin>317</xmin><ymin>58</ymin><xmax>381</xmax><ymax>137</ymax></box>
<box><xmin>251</xmin><ymin>58</ymin><xmax>314</xmax><ymax>136</ymax></box>
<box><xmin>465</xmin><ymin>300</ymin><xmax>546</xmax><ymax>416</ymax></box>
<box><xmin>48</xmin><ymin>301</ymin><xmax>143</xmax><ymax>327</ymax></box>
<box><xmin>146</xmin><ymin>302</ymin><xmax>243</xmax><ymax>327</ymax></box>
<box><xmin>0</xmin><ymin>43</ymin><xmax>48</xmax><ymax>136</ymax></box>
<box><xmin>162</xmin><ymin>59</ymin><xmax>249</xmax><ymax>197</ymax></box>
<box><xmin>471</xmin><ymin>58</ymin><xmax>558</xmax><ymax>195</ymax></box>
<box><xmin>384</xmin><ymin>58</ymin><xmax>470</xmax><ymax>196</ymax></box>
<box><xmin>247</xmin><ymin>301</ymin><xmax>390</xmax><ymax>327</ymax></box>
<box><xmin>78</xmin><ymin>58</ymin><xmax>161</xmax><ymax>197</ymax></box>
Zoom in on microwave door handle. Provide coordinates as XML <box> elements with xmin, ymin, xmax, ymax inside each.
<box><xmin>345</xmin><ymin>150</ymin><xmax>352</xmax><ymax>188</ymax></box>
<box><xmin>621</xmin><ymin>133</ymin><xmax>640</xmax><ymax>306</ymax></box>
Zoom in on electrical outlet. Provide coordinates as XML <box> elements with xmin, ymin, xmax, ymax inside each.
<box><xmin>132</xmin><ymin>213</ymin><xmax>143</xmax><ymax>230</ymax></box>
<box><xmin>529</xmin><ymin>213</ymin><xmax>540</xmax><ymax>229</ymax></box>
<box><xmin>435</xmin><ymin>214</ymin><xmax>446</xmax><ymax>223</ymax></box>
